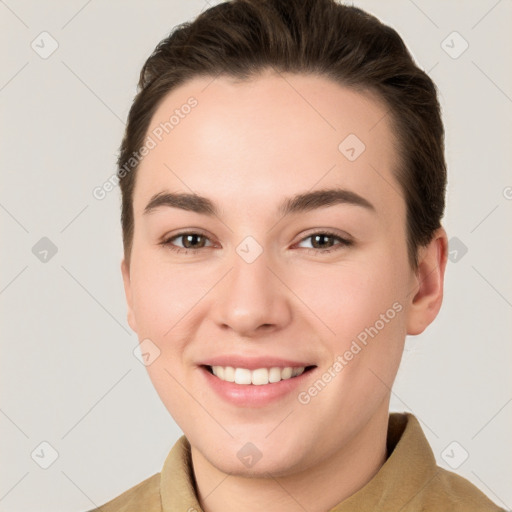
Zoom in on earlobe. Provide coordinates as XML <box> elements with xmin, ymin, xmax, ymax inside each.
<box><xmin>121</xmin><ymin>258</ymin><xmax>138</xmax><ymax>333</ymax></box>
<box><xmin>406</xmin><ymin>228</ymin><xmax>448</xmax><ymax>336</ymax></box>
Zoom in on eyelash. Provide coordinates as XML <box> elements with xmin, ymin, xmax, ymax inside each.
<box><xmin>159</xmin><ymin>230</ymin><xmax>353</xmax><ymax>255</ymax></box>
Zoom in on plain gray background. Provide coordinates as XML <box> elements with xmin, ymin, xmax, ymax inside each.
<box><xmin>1</xmin><ymin>1</ymin><xmax>511</xmax><ymax>510</ymax></box>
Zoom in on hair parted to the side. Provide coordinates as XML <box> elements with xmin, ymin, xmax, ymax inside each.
<box><xmin>117</xmin><ymin>0</ymin><xmax>446</xmax><ymax>270</ymax></box>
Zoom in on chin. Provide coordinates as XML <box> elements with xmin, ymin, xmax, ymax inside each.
<box><xmin>212</xmin><ymin>452</ymin><xmax>303</xmax><ymax>478</ymax></box>
<box><xmin>197</xmin><ymin>434</ymin><xmax>310</xmax><ymax>478</ymax></box>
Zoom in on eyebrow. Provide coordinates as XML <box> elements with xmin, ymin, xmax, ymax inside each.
<box><xmin>143</xmin><ymin>187</ymin><xmax>376</xmax><ymax>217</ymax></box>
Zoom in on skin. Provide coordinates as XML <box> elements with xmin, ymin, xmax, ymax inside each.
<box><xmin>121</xmin><ymin>70</ymin><xmax>448</xmax><ymax>512</ymax></box>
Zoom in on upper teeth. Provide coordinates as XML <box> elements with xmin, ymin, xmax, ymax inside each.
<box><xmin>210</xmin><ymin>366</ymin><xmax>305</xmax><ymax>385</ymax></box>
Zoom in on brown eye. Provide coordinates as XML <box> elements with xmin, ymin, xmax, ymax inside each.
<box><xmin>310</xmin><ymin>233</ymin><xmax>336</xmax><ymax>249</ymax></box>
<box><xmin>297</xmin><ymin>231</ymin><xmax>353</xmax><ymax>254</ymax></box>
<box><xmin>180</xmin><ymin>233</ymin><xmax>207</xmax><ymax>249</ymax></box>
<box><xmin>160</xmin><ymin>231</ymin><xmax>214</xmax><ymax>253</ymax></box>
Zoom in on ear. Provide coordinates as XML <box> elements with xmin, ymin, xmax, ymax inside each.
<box><xmin>121</xmin><ymin>258</ymin><xmax>138</xmax><ymax>333</ymax></box>
<box><xmin>406</xmin><ymin>227</ymin><xmax>448</xmax><ymax>336</ymax></box>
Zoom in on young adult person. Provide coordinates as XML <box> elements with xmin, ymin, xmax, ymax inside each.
<box><xmin>91</xmin><ymin>0</ymin><xmax>504</xmax><ymax>510</ymax></box>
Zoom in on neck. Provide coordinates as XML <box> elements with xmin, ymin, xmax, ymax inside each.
<box><xmin>191</xmin><ymin>405</ymin><xmax>390</xmax><ymax>512</ymax></box>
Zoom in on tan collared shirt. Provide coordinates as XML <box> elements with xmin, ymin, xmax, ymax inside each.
<box><xmin>91</xmin><ymin>412</ymin><xmax>504</xmax><ymax>511</ymax></box>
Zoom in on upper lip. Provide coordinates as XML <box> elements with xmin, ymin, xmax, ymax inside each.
<box><xmin>200</xmin><ymin>356</ymin><xmax>316</xmax><ymax>370</ymax></box>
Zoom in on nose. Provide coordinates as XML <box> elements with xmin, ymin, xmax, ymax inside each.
<box><xmin>211</xmin><ymin>248</ymin><xmax>293</xmax><ymax>338</ymax></box>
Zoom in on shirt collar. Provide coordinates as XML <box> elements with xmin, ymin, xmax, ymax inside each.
<box><xmin>160</xmin><ymin>412</ymin><xmax>437</xmax><ymax>511</ymax></box>
<box><xmin>329</xmin><ymin>412</ymin><xmax>439</xmax><ymax>510</ymax></box>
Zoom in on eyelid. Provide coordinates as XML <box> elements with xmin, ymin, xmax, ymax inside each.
<box><xmin>295</xmin><ymin>227</ymin><xmax>353</xmax><ymax>244</ymax></box>
<box><xmin>161</xmin><ymin>229</ymin><xmax>215</xmax><ymax>248</ymax></box>
<box><xmin>161</xmin><ymin>227</ymin><xmax>211</xmax><ymax>240</ymax></box>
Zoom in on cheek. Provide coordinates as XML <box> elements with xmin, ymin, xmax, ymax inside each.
<box><xmin>325</xmin><ymin>252</ymin><xmax>408</xmax><ymax>395</ymax></box>
<box><xmin>299</xmin><ymin>248</ymin><xmax>408</xmax><ymax>399</ymax></box>
<box><xmin>128</xmin><ymin>254</ymin><xmax>207</xmax><ymax>425</ymax></box>
<box><xmin>297</xmin><ymin>255</ymin><xmax>406</xmax><ymax>346</ymax></box>
<box><xmin>129</xmin><ymin>252</ymin><xmax>208</xmax><ymax>338</ymax></box>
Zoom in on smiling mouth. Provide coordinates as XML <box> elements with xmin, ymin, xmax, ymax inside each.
<box><xmin>203</xmin><ymin>365</ymin><xmax>316</xmax><ymax>385</ymax></box>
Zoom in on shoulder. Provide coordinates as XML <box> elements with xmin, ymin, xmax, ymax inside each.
<box><xmin>417</xmin><ymin>466</ymin><xmax>505</xmax><ymax>511</ymax></box>
<box><xmin>386</xmin><ymin>413</ymin><xmax>504</xmax><ymax>511</ymax></box>
<box><xmin>86</xmin><ymin>473</ymin><xmax>162</xmax><ymax>512</ymax></box>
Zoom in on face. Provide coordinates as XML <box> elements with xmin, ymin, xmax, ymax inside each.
<box><xmin>121</xmin><ymin>71</ymin><xmax>438</xmax><ymax>476</ymax></box>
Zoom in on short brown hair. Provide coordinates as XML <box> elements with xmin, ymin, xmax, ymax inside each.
<box><xmin>117</xmin><ymin>0</ymin><xmax>446</xmax><ymax>269</ymax></box>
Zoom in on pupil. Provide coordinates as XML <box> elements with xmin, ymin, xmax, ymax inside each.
<box><xmin>314</xmin><ymin>234</ymin><xmax>331</xmax><ymax>248</ymax></box>
<box><xmin>184</xmin><ymin>234</ymin><xmax>203</xmax><ymax>249</ymax></box>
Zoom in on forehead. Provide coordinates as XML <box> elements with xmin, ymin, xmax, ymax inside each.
<box><xmin>133</xmin><ymin>71</ymin><xmax>403</xmax><ymax>220</ymax></box>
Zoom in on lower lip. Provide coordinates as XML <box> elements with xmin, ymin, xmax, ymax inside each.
<box><xmin>200</xmin><ymin>366</ymin><xmax>316</xmax><ymax>408</ymax></box>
